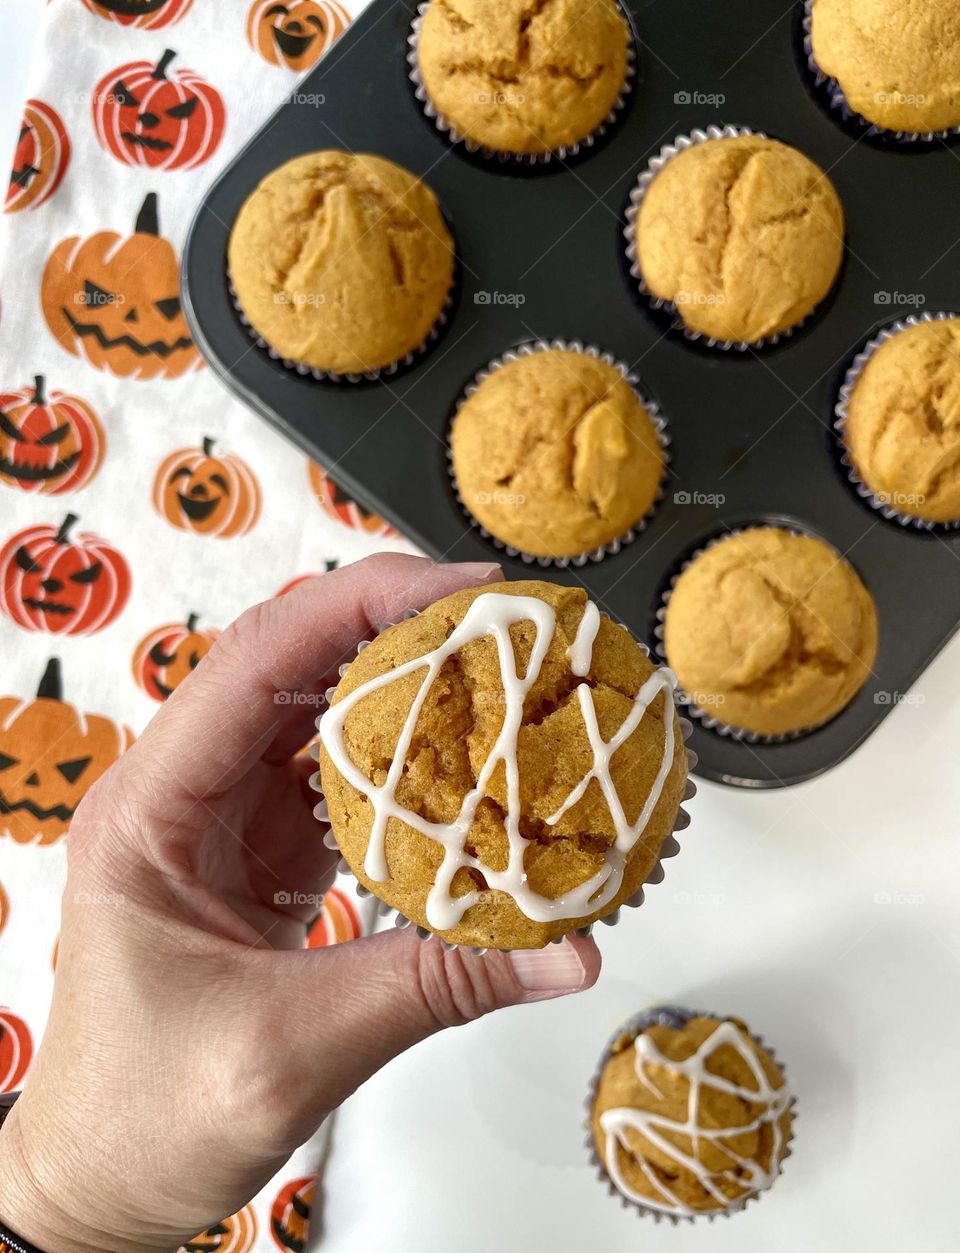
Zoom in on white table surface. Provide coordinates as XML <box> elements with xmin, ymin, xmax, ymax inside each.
<box><xmin>3</xmin><ymin>9</ymin><xmax>960</xmax><ymax>1252</ymax></box>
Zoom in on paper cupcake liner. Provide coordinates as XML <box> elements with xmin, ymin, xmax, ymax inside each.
<box><xmin>834</xmin><ymin>311</ymin><xmax>960</xmax><ymax>531</ymax></box>
<box><xmin>802</xmin><ymin>0</ymin><xmax>960</xmax><ymax>144</ymax></box>
<box><xmin>653</xmin><ymin>523</ymin><xmax>847</xmax><ymax>744</ymax></box>
<box><xmin>227</xmin><ymin>275</ymin><xmax>454</xmax><ymax>384</ymax></box>
<box><xmin>584</xmin><ymin>1005</ymin><xmax>796</xmax><ymax>1223</ymax></box>
<box><xmin>624</xmin><ymin>124</ymin><xmax>830</xmax><ymax>352</ymax></box>
<box><xmin>447</xmin><ymin>338</ymin><xmax>671</xmax><ymax>570</ymax></box>
<box><xmin>406</xmin><ymin>0</ymin><xmax>636</xmax><ymax>166</ymax></box>
<box><xmin>309</xmin><ymin>610</ymin><xmax>697</xmax><ymax>954</ymax></box>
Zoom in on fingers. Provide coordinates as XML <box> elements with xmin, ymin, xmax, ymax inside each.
<box><xmin>125</xmin><ymin>555</ymin><xmax>501</xmax><ymax>801</ymax></box>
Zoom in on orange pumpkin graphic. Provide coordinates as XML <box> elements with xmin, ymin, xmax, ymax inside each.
<box><xmin>179</xmin><ymin>1204</ymin><xmax>258</xmax><ymax>1253</ymax></box>
<box><xmin>0</xmin><ymin>375</ymin><xmax>105</xmax><ymax>496</ymax></box>
<box><xmin>307</xmin><ymin>461</ymin><xmax>395</xmax><ymax>537</ymax></box>
<box><xmin>306</xmin><ymin>886</ymin><xmax>361</xmax><ymax>947</ymax></box>
<box><xmin>0</xmin><ymin>513</ymin><xmax>131</xmax><ymax>636</ymax></box>
<box><xmin>0</xmin><ymin>880</ymin><xmax>8</xmax><ymax>939</ymax></box>
<box><xmin>40</xmin><ymin>192</ymin><xmax>201</xmax><ymax>381</ymax></box>
<box><xmin>0</xmin><ymin>659</ymin><xmax>134</xmax><ymax>846</ymax></box>
<box><xmin>246</xmin><ymin>0</ymin><xmax>350</xmax><ymax>71</ymax></box>
<box><xmin>92</xmin><ymin>49</ymin><xmax>226</xmax><ymax>172</ymax></box>
<box><xmin>154</xmin><ymin>438</ymin><xmax>262</xmax><ymax>538</ymax></box>
<box><xmin>0</xmin><ymin>1008</ymin><xmax>33</xmax><ymax>1092</ymax></box>
<box><xmin>133</xmin><ymin>612</ymin><xmax>220</xmax><ymax>702</ymax></box>
<box><xmin>5</xmin><ymin>99</ymin><xmax>71</xmax><ymax>214</ymax></box>
<box><xmin>270</xmin><ymin>1177</ymin><xmax>315</xmax><ymax>1252</ymax></box>
<box><xmin>80</xmin><ymin>0</ymin><xmax>195</xmax><ymax>29</ymax></box>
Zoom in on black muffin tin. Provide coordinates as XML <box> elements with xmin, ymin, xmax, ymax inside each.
<box><xmin>182</xmin><ymin>0</ymin><xmax>960</xmax><ymax>788</ymax></box>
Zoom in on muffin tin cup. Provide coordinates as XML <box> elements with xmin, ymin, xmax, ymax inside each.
<box><xmin>834</xmin><ymin>311</ymin><xmax>960</xmax><ymax>532</ymax></box>
<box><xmin>308</xmin><ymin>610</ymin><xmax>697</xmax><ymax>955</ymax></box>
<box><xmin>227</xmin><ymin>276</ymin><xmax>454</xmax><ymax>385</ymax></box>
<box><xmin>584</xmin><ymin>1004</ymin><xmax>796</xmax><ymax>1223</ymax></box>
<box><xmin>624</xmin><ymin>124</ymin><xmax>827</xmax><ymax>352</ymax></box>
<box><xmin>801</xmin><ymin>0</ymin><xmax>960</xmax><ymax>144</ymax></box>
<box><xmin>406</xmin><ymin>0</ymin><xmax>636</xmax><ymax>167</ymax></box>
<box><xmin>448</xmin><ymin>338</ymin><xmax>671</xmax><ymax>570</ymax></box>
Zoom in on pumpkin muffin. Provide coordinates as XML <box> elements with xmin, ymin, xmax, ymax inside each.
<box><xmin>809</xmin><ymin>0</ymin><xmax>960</xmax><ymax>134</ymax></box>
<box><xmin>228</xmin><ymin>151</ymin><xmax>454</xmax><ymax>376</ymax></box>
<box><xmin>415</xmin><ymin>0</ymin><xmax>630</xmax><ymax>157</ymax></box>
<box><xmin>841</xmin><ymin>317</ymin><xmax>960</xmax><ymax>524</ymax></box>
<box><xmin>450</xmin><ymin>348</ymin><xmax>665</xmax><ymax>560</ymax></box>
<box><xmin>631</xmin><ymin>134</ymin><xmax>844</xmax><ymax>344</ymax></box>
<box><xmin>590</xmin><ymin>1008</ymin><xmax>794</xmax><ymax>1219</ymax></box>
<box><xmin>317</xmin><ymin>580</ymin><xmax>688</xmax><ymax>950</ymax></box>
<box><xmin>662</xmin><ymin>528</ymin><xmax>878</xmax><ymax>737</ymax></box>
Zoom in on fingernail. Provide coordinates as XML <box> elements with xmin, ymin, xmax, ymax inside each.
<box><xmin>445</xmin><ymin>562</ymin><xmax>502</xmax><ymax>581</ymax></box>
<box><xmin>508</xmin><ymin>940</ymin><xmax>586</xmax><ymax>1001</ymax></box>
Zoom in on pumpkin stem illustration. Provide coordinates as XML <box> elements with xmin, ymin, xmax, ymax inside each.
<box><xmin>154</xmin><ymin>49</ymin><xmax>178</xmax><ymax>81</ymax></box>
<box><xmin>32</xmin><ymin>375</ymin><xmax>47</xmax><ymax>406</ymax></box>
<box><xmin>37</xmin><ymin>658</ymin><xmax>63</xmax><ymax>702</ymax></box>
<box><xmin>55</xmin><ymin>513</ymin><xmax>78</xmax><ymax>545</ymax></box>
<box><xmin>135</xmin><ymin>192</ymin><xmax>160</xmax><ymax>237</ymax></box>
<box><xmin>186</xmin><ymin>612</ymin><xmax>199</xmax><ymax>632</ymax></box>
<box><xmin>202</xmin><ymin>437</ymin><xmax>215</xmax><ymax>457</ymax></box>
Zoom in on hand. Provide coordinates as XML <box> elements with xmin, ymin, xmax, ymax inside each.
<box><xmin>0</xmin><ymin>554</ymin><xmax>600</xmax><ymax>1253</ymax></box>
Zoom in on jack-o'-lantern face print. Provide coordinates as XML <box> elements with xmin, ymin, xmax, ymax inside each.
<box><xmin>80</xmin><ymin>0</ymin><xmax>195</xmax><ymax>29</ymax></box>
<box><xmin>0</xmin><ymin>375</ymin><xmax>105</xmax><ymax>495</ymax></box>
<box><xmin>5</xmin><ymin>99</ymin><xmax>71</xmax><ymax>214</ymax></box>
<box><xmin>270</xmin><ymin>1177</ymin><xmax>315</xmax><ymax>1252</ymax></box>
<box><xmin>133</xmin><ymin>613</ymin><xmax>220</xmax><ymax>701</ymax></box>
<box><xmin>179</xmin><ymin>1205</ymin><xmax>258</xmax><ymax>1253</ymax></box>
<box><xmin>154</xmin><ymin>438</ymin><xmax>262</xmax><ymax>538</ymax></box>
<box><xmin>41</xmin><ymin>193</ymin><xmax>201</xmax><ymax>381</ymax></box>
<box><xmin>246</xmin><ymin>1</ymin><xmax>350</xmax><ymax>72</ymax></box>
<box><xmin>307</xmin><ymin>461</ymin><xmax>395</xmax><ymax>536</ymax></box>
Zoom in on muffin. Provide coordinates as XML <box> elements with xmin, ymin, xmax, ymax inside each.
<box><xmin>840</xmin><ymin>317</ymin><xmax>960</xmax><ymax>524</ymax></box>
<box><xmin>450</xmin><ymin>347</ymin><xmax>665</xmax><ymax>560</ymax></box>
<box><xmin>631</xmin><ymin>133</ymin><xmax>844</xmax><ymax>344</ymax></box>
<box><xmin>228</xmin><ymin>151</ymin><xmax>454</xmax><ymax>376</ymax></box>
<box><xmin>590</xmin><ymin>1008</ymin><xmax>794</xmax><ymax>1219</ymax></box>
<box><xmin>317</xmin><ymin>580</ymin><xmax>689</xmax><ymax>950</ymax></box>
<box><xmin>414</xmin><ymin>0</ymin><xmax>630</xmax><ymax>158</ymax></box>
<box><xmin>662</xmin><ymin>528</ymin><xmax>878</xmax><ymax>737</ymax></box>
<box><xmin>809</xmin><ymin>0</ymin><xmax>960</xmax><ymax>134</ymax></box>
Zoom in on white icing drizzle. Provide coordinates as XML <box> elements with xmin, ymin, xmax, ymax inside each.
<box><xmin>600</xmin><ymin>1020</ymin><xmax>791</xmax><ymax>1217</ymax></box>
<box><xmin>318</xmin><ymin>592</ymin><xmax>678</xmax><ymax>931</ymax></box>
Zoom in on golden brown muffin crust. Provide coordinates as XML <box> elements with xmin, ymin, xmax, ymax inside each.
<box><xmin>450</xmin><ymin>350</ymin><xmax>664</xmax><ymax>559</ymax></box>
<box><xmin>318</xmin><ymin>580</ymin><xmax>687</xmax><ymax>949</ymax></box>
<box><xmin>416</xmin><ymin>0</ymin><xmax>629</xmax><ymax>155</ymax></box>
<box><xmin>228</xmin><ymin>151</ymin><xmax>454</xmax><ymax>374</ymax></box>
<box><xmin>634</xmin><ymin>135</ymin><xmax>844</xmax><ymax>343</ymax></box>
<box><xmin>843</xmin><ymin>318</ymin><xmax>960</xmax><ymax>523</ymax></box>
<box><xmin>663</xmin><ymin>528</ymin><xmax>878</xmax><ymax>736</ymax></box>
<box><xmin>810</xmin><ymin>0</ymin><xmax>960</xmax><ymax>133</ymax></box>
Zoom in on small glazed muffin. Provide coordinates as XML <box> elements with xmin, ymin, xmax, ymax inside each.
<box><xmin>810</xmin><ymin>0</ymin><xmax>960</xmax><ymax>134</ymax></box>
<box><xmin>416</xmin><ymin>0</ymin><xmax>630</xmax><ymax>157</ymax></box>
<box><xmin>318</xmin><ymin>580</ymin><xmax>688</xmax><ymax>950</ymax></box>
<box><xmin>633</xmin><ymin>134</ymin><xmax>844</xmax><ymax>344</ymax></box>
<box><xmin>450</xmin><ymin>349</ymin><xmax>664</xmax><ymax>559</ymax></box>
<box><xmin>228</xmin><ymin>151</ymin><xmax>454</xmax><ymax>375</ymax></box>
<box><xmin>590</xmin><ymin>1010</ymin><xmax>794</xmax><ymax>1219</ymax></box>
<box><xmin>663</xmin><ymin>528</ymin><xmax>877</xmax><ymax>736</ymax></box>
<box><xmin>842</xmin><ymin>318</ymin><xmax>960</xmax><ymax>524</ymax></box>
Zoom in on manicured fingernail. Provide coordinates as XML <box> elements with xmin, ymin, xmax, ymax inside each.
<box><xmin>445</xmin><ymin>562</ymin><xmax>502</xmax><ymax>580</ymax></box>
<box><xmin>509</xmin><ymin>940</ymin><xmax>586</xmax><ymax>1001</ymax></box>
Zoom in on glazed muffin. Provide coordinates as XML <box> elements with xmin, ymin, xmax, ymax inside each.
<box><xmin>415</xmin><ymin>0</ymin><xmax>630</xmax><ymax>157</ymax></box>
<box><xmin>663</xmin><ymin>528</ymin><xmax>877</xmax><ymax>736</ymax></box>
<box><xmin>228</xmin><ymin>151</ymin><xmax>454</xmax><ymax>376</ymax></box>
<box><xmin>632</xmin><ymin>134</ymin><xmax>844</xmax><ymax>344</ymax></box>
<box><xmin>317</xmin><ymin>580</ymin><xmax>688</xmax><ymax>950</ymax></box>
<box><xmin>590</xmin><ymin>1009</ymin><xmax>794</xmax><ymax>1219</ymax></box>
<box><xmin>450</xmin><ymin>348</ymin><xmax>665</xmax><ymax>560</ymax></box>
<box><xmin>810</xmin><ymin>0</ymin><xmax>960</xmax><ymax>134</ymax></box>
<box><xmin>841</xmin><ymin>317</ymin><xmax>960</xmax><ymax>524</ymax></box>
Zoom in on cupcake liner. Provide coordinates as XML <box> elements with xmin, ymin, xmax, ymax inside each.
<box><xmin>585</xmin><ymin>1005</ymin><xmax>796</xmax><ymax>1223</ymax></box>
<box><xmin>309</xmin><ymin>610</ymin><xmax>697</xmax><ymax>954</ymax></box>
<box><xmin>406</xmin><ymin>0</ymin><xmax>636</xmax><ymax>166</ymax></box>
<box><xmin>227</xmin><ymin>273</ymin><xmax>454</xmax><ymax>384</ymax></box>
<box><xmin>834</xmin><ymin>311</ymin><xmax>960</xmax><ymax>531</ymax></box>
<box><xmin>448</xmin><ymin>338</ymin><xmax>671</xmax><ymax>570</ymax></box>
<box><xmin>653</xmin><ymin>523</ymin><xmax>847</xmax><ymax>744</ymax></box>
<box><xmin>624</xmin><ymin>124</ymin><xmax>830</xmax><ymax>352</ymax></box>
<box><xmin>802</xmin><ymin>0</ymin><xmax>960</xmax><ymax>144</ymax></box>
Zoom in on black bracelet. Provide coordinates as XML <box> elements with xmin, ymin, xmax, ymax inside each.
<box><xmin>0</xmin><ymin>1094</ymin><xmax>44</xmax><ymax>1253</ymax></box>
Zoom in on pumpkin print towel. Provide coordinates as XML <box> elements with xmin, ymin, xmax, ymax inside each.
<box><xmin>0</xmin><ymin>1</ymin><xmax>404</xmax><ymax>1248</ymax></box>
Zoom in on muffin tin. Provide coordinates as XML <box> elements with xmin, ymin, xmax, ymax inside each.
<box><xmin>181</xmin><ymin>0</ymin><xmax>960</xmax><ymax>788</ymax></box>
